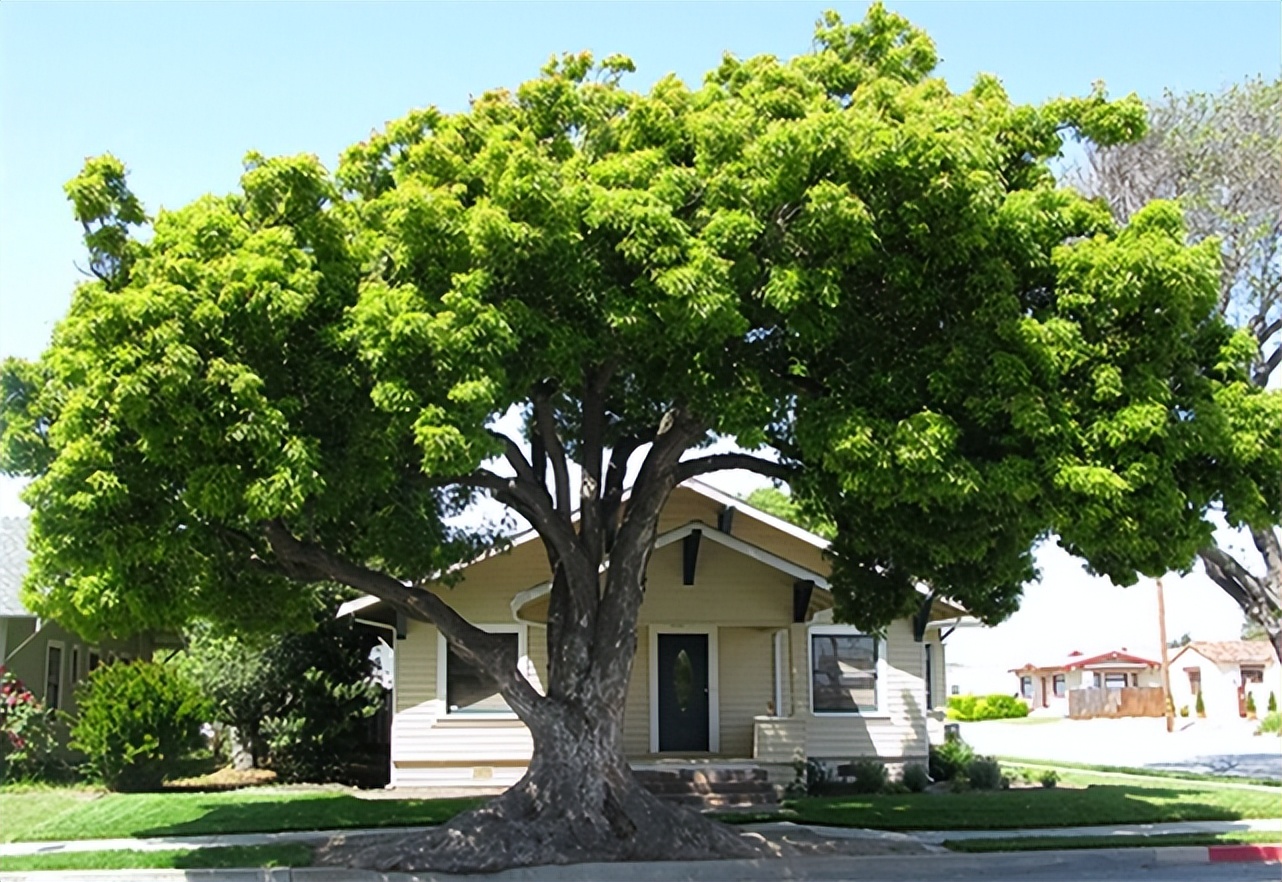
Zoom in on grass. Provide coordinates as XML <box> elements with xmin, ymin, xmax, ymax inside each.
<box><xmin>762</xmin><ymin>769</ymin><xmax>1282</xmax><ymax>831</ymax></box>
<box><xmin>943</xmin><ymin>831</ymin><xmax>1282</xmax><ymax>853</ymax></box>
<box><xmin>0</xmin><ymin>787</ymin><xmax>484</xmax><ymax>843</ymax></box>
<box><xmin>997</xmin><ymin>757</ymin><xmax>1281</xmax><ymax>788</ymax></box>
<box><xmin>0</xmin><ymin>844</ymin><xmax>312</xmax><ymax>872</ymax></box>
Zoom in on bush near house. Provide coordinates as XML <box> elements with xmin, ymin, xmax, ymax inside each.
<box><xmin>1257</xmin><ymin>711</ymin><xmax>1280</xmax><ymax>736</ymax></box>
<box><xmin>929</xmin><ymin>735</ymin><xmax>975</xmax><ymax>782</ymax></box>
<box><xmin>71</xmin><ymin>660</ymin><xmax>211</xmax><ymax>792</ymax></box>
<box><xmin>0</xmin><ymin>668</ymin><xmax>60</xmax><ymax>783</ymax></box>
<box><xmin>946</xmin><ymin>693</ymin><xmax>1031</xmax><ymax>721</ymax></box>
<box><xmin>1195</xmin><ymin>691</ymin><xmax>1206</xmax><ymax>716</ymax></box>
<box><xmin>1269</xmin><ymin>692</ymin><xmax>1277</xmax><ymax>713</ymax></box>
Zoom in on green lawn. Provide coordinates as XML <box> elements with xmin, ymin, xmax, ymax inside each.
<box><xmin>997</xmin><ymin>757</ymin><xmax>1282</xmax><ymax>788</ymax></box>
<box><xmin>776</xmin><ymin>769</ymin><xmax>1282</xmax><ymax>831</ymax></box>
<box><xmin>943</xmin><ymin>831</ymin><xmax>1282</xmax><ymax>853</ymax></box>
<box><xmin>0</xmin><ymin>844</ymin><xmax>312</xmax><ymax>872</ymax></box>
<box><xmin>0</xmin><ymin>788</ymin><xmax>483</xmax><ymax>843</ymax></box>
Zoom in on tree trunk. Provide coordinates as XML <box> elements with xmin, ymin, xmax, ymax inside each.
<box><xmin>336</xmin><ymin>697</ymin><xmax>763</xmax><ymax>873</ymax></box>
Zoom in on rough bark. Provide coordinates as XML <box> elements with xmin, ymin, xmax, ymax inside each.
<box><xmin>333</xmin><ymin>699</ymin><xmax>764</xmax><ymax>873</ymax></box>
<box><xmin>262</xmin><ymin>393</ymin><xmax>793</xmax><ymax>872</ymax></box>
<box><xmin>1198</xmin><ymin>528</ymin><xmax>1282</xmax><ymax>664</ymax></box>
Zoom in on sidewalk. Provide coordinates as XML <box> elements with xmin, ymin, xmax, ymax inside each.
<box><xmin>3</xmin><ymin>817</ymin><xmax>1279</xmax><ymax>858</ymax></box>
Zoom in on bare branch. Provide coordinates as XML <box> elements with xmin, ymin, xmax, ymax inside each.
<box><xmin>531</xmin><ymin>387</ymin><xmax>571</xmax><ymax>518</ymax></box>
<box><xmin>262</xmin><ymin>520</ymin><xmax>545</xmax><ymax>718</ymax></box>
<box><xmin>675</xmin><ymin>453</ymin><xmax>795</xmax><ymax>483</ymax></box>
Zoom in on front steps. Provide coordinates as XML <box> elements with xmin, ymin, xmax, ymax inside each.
<box><xmin>633</xmin><ymin>765</ymin><xmax>779</xmax><ymax>811</ymax></box>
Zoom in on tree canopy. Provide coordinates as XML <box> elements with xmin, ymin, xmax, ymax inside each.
<box><xmin>1</xmin><ymin>6</ymin><xmax>1274</xmax><ymax>645</ymax></box>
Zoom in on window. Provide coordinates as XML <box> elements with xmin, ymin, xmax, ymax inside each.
<box><xmin>438</xmin><ymin>627</ymin><xmax>524</xmax><ymax>715</ymax></box>
<box><xmin>45</xmin><ymin>643</ymin><xmax>64</xmax><ymax>710</ymax></box>
<box><xmin>1240</xmin><ymin>666</ymin><xmax>1264</xmax><ymax>684</ymax></box>
<box><xmin>88</xmin><ymin>650</ymin><xmax>102</xmax><ymax>672</ymax></box>
<box><xmin>1019</xmin><ymin>675</ymin><xmax>1034</xmax><ymax>698</ymax></box>
<box><xmin>1186</xmin><ymin>669</ymin><xmax>1201</xmax><ymax>693</ymax></box>
<box><xmin>1052</xmin><ymin>674</ymin><xmax>1066</xmax><ymax>697</ymax></box>
<box><xmin>1130</xmin><ymin>672</ymin><xmax>1139</xmax><ymax>687</ymax></box>
<box><xmin>1092</xmin><ymin>672</ymin><xmax>1101</xmax><ymax>688</ymax></box>
<box><xmin>71</xmin><ymin>646</ymin><xmax>81</xmax><ymax>681</ymax></box>
<box><xmin>950</xmin><ymin>685</ymin><xmax>960</xmax><ymax>695</ymax></box>
<box><xmin>810</xmin><ymin>628</ymin><xmax>879</xmax><ymax>714</ymax></box>
<box><xmin>1103</xmin><ymin>673</ymin><xmax>1128</xmax><ymax>689</ymax></box>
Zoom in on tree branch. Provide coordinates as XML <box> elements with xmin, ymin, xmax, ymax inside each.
<box><xmin>675</xmin><ymin>453</ymin><xmax>795</xmax><ymax>484</ymax></box>
<box><xmin>531</xmin><ymin>387</ymin><xmax>571</xmax><ymax>518</ymax></box>
<box><xmin>261</xmin><ymin>520</ymin><xmax>545</xmax><ymax>719</ymax></box>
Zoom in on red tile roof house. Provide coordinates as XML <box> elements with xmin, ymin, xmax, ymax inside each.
<box><xmin>1010</xmin><ymin>649</ymin><xmax>1162</xmax><ymax>716</ymax></box>
<box><xmin>1169</xmin><ymin>641</ymin><xmax>1279</xmax><ymax>720</ymax></box>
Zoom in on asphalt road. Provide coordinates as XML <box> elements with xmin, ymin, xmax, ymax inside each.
<box><xmin>959</xmin><ymin>717</ymin><xmax>1282</xmax><ymax>780</ymax></box>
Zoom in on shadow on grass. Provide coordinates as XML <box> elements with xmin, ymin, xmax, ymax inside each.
<box><xmin>137</xmin><ymin>795</ymin><xmax>484</xmax><ymax>839</ymax></box>
<box><xmin>786</xmin><ymin>783</ymin><xmax>1271</xmax><ymax>831</ymax></box>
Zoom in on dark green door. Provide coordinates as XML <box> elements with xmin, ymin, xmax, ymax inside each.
<box><xmin>657</xmin><ymin>633</ymin><xmax>709</xmax><ymax>752</ymax></box>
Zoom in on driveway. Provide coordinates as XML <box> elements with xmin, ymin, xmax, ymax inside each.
<box><xmin>958</xmin><ymin>716</ymin><xmax>1282</xmax><ymax>781</ymax></box>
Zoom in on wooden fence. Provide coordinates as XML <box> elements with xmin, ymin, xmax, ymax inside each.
<box><xmin>1068</xmin><ymin>686</ymin><xmax>1165</xmax><ymax>719</ymax></box>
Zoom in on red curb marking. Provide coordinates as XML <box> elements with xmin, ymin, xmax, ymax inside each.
<box><xmin>1207</xmin><ymin>844</ymin><xmax>1282</xmax><ymax>863</ymax></box>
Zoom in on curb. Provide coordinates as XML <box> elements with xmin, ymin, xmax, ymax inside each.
<box><xmin>2</xmin><ymin>845</ymin><xmax>1280</xmax><ymax>882</ymax></box>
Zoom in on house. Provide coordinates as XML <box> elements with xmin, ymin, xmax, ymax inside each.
<box><xmin>339</xmin><ymin>479</ymin><xmax>964</xmax><ymax>788</ymax></box>
<box><xmin>1</xmin><ymin>517</ymin><xmax>169</xmax><ymax>720</ymax></box>
<box><xmin>1169</xmin><ymin>641</ymin><xmax>1279</xmax><ymax>718</ymax></box>
<box><xmin>1010</xmin><ymin>649</ymin><xmax>1162</xmax><ymax>715</ymax></box>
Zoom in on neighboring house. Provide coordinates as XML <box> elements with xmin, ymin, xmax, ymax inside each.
<box><xmin>1</xmin><ymin>517</ymin><xmax>167</xmax><ymax>721</ymax></box>
<box><xmin>1169</xmin><ymin>641</ymin><xmax>1279</xmax><ymax>719</ymax></box>
<box><xmin>339</xmin><ymin>479</ymin><xmax>964</xmax><ymax>789</ymax></box>
<box><xmin>1010</xmin><ymin>649</ymin><xmax>1162</xmax><ymax>715</ymax></box>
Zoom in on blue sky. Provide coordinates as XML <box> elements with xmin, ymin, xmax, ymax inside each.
<box><xmin>1</xmin><ymin>2</ymin><xmax>1279</xmax><ymax>657</ymax></box>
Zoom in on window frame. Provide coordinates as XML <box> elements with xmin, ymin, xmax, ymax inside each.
<box><xmin>436</xmin><ymin>624</ymin><xmax>528</xmax><ymax>719</ymax></box>
<box><xmin>1052</xmin><ymin>673</ymin><xmax>1067</xmax><ymax>697</ymax></box>
<box><xmin>44</xmin><ymin>640</ymin><xmax>65</xmax><ymax>710</ymax></box>
<box><xmin>1103</xmin><ymin>672</ymin><xmax>1129</xmax><ymax>689</ymax></box>
<box><xmin>1019</xmin><ymin>675</ymin><xmax>1034</xmax><ymax>698</ymax></box>
<box><xmin>807</xmin><ymin>625</ymin><xmax>886</xmax><ymax>717</ymax></box>
<box><xmin>1240</xmin><ymin>666</ymin><xmax>1264</xmax><ymax>684</ymax></box>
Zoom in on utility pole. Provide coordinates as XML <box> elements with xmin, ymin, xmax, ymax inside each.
<box><xmin>1156</xmin><ymin>577</ymin><xmax>1174</xmax><ymax>734</ymax></box>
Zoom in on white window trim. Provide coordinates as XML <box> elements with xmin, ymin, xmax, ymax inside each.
<box><xmin>772</xmin><ymin>629</ymin><xmax>786</xmax><ymax>718</ymax></box>
<box><xmin>808</xmin><ymin>625</ymin><xmax>888</xmax><ymax>718</ymax></box>
<box><xmin>44</xmin><ymin>639</ymin><xmax>66</xmax><ymax>710</ymax></box>
<box><xmin>436</xmin><ymin>624</ymin><xmax>528</xmax><ymax>719</ymax></box>
<box><xmin>648</xmin><ymin>625</ymin><xmax>720</xmax><ymax>753</ymax></box>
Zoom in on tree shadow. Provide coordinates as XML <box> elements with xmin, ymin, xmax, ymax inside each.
<box><xmin>137</xmin><ymin>794</ymin><xmax>482</xmax><ymax>839</ymax></box>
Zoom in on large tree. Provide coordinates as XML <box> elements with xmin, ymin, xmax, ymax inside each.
<box><xmin>1</xmin><ymin>6</ymin><xmax>1276</xmax><ymax>872</ymax></box>
<box><xmin>1076</xmin><ymin>78</ymin><xmax>1282</xmax><ymax>660</ymax></box>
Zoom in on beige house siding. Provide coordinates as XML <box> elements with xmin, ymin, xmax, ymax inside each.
<box><xmin>385</xmin><ymin>483</ymin><xmax>940</xmax><ymax>785</ymax></box>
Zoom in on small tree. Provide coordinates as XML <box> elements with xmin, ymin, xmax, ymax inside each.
<box><xmin>1269</xmin><ymin>692</ymin><xmax>1277</xmax><ymax>713</ymax></box>
<box><xmin>1245</xmin><ymin>692</ymin><xmax>1257</xmax><ymax>718</ymax></box>
<box><xmin>71</xmin><ymin>661</ymin><xmax>210</xmax><ymax>791</ymax></box>
<box><xmin>1196</xmin><ymin>691</ymin><xmax>1206</xmax><ymax>717</ymax></box>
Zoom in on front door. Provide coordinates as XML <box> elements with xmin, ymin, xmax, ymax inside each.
<box><xmin>656</xmin><ymin>633</ymin><xmax>710</xmax><ymax>752</ymax></box>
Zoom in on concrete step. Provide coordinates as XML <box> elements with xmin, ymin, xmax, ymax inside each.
<box><xmin>633</xmin><ymin>767</ymin><xmax>769</xmax><ymax>785</ymax></box>
<box><xmin>638</xmin><ymin>779</ymin><xmax>776</xmax><ymax>795</ymax></box>
<box><xmin>661</xmin><ymin>791</ymin><xmax>778</xmax><ymax>809</ymax></box>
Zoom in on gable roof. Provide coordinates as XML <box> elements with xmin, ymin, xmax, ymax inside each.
<box><xmin>1011</xmin><ymin>648</ymin><xmax>1159</xmax><ymax>674</ymax></box>
<box><xmin>0</xmin><ymin>517</ymin><xmax>33</xmax><ymax>618</ymax></box>
<box><xmin>1171</xmin><ymin>641</ymin><xmax>1275</xmax><ymax>667</ymax></box>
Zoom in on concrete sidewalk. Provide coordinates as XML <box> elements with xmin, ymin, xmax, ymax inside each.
<box><xmin>2</xmin><ymin>817</ymin><xmax>1279</xmax><ymax>858</ymax></box>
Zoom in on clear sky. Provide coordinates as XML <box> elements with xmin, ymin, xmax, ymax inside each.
<box><xmin>1</xmin><ymin>2</ymin><xmax>1278</xmax><ymax>663</ymax></box>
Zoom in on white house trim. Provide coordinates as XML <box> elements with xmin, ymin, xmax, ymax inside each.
<box><xmin>436</xmin><ymin>624</ymin><xmax>529</xmax><ymax>719</ymax></box>
<box><xmin>43</xmin><ymin>639</ymin><xmax>65</xmax><ymax>710</ymax></box>
<box><xmin>648</xmin><ymin>624</ymin><xmax>720</xmax><ymax>754</ymax></box>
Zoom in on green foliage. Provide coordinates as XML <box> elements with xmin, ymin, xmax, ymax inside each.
<box><xmin>901</xmin><ymin>762</ymin><xmax>930</xmax><ymax>793</ymax></box>
<box><xmin>1039</xmin><ymin>769</ymin><xmax>1060</xmax><ymax>789</ymax></box>
<box><xmin>965</xmin><ymin>756</ymin><xmax>1004</xmax><ymax>791</ymax></box>
<box><xmin>1179</xmin><ymin>705</ymin><xmax>1189</xmax><ymax>717</ymax></box>
<box><xmin>743</xmin><ymin>487</ymin><xmax>835</xmax><ymax>539</ymax></box>
<box><xmin>946</xmin><ymin>693</ymin><xmax>1031</xmax><ymax>721</ymax></box>
<box><xmin>929</xmin><ymin>736</ymin><xmax>975</xmax><ymax>782</ymax></box>
<box><xmin>1245</xmin><ymin>692</ymin><xmax>1257</xmax><ymax>715</ymax></box>
<box><xmin>1256</xmin><ymin>711</ymin><xmax>1280</xmax><ymax>735</ymax></box>
<box><xmin>0</xmin><ymin>669</ymin><xmax>61</xmax><ymax>783</ymax></box>
<box><xmin>844</xmin><ymin>759</ymin><xmax>888</xmax><ymax>794</ymax></box>
<box><xmin>70</xmin><ymin>661</ymin><xmax>210</xmax><ymax>792</ymax></box>
<box><xmin>0</xmin><ymin>3</ymin><xmax>1274</xmax><ymax>651</ymax></box>
<box><xmin>1195</xmin><ymin>691</ymin><xmax>1206</xmax><ymax>715</ymax></box>
<box><xmin>182</xmin><ymin>594</ymin><xmax>386</xmax><ymax>783</ymax></box>
<box><xmin>1269</xmin><ymin>692</ymin><xmax>1277</xmax><ymax>713</ymax></box>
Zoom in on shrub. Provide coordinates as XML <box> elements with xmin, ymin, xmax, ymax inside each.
<box><xmin>1269</xmin><ymin>692</ymin><xmax>1277</xmax><ymax>713</ymax></box>
<box><xmin>965</xmin><ymin>756</ymin><xmax>1003</xmax><ymax>791</ymax></box>
<box><xmin>901</xmin><ymin>762</ymin><xmax>931</xmax><ymax>793</ymax></box>
<box><xmin>1256</xmin><ymin>711</ymin><xmax>1281</xmax><ymax>736</ymax></box>
<box><xmin>71</xmin><ymin>660</ymin><xmax>211</xmax><ymax>791</ymax></box>
<box><xmin>845</xmin><ymin>759</ymin><xmax>888</xmax><ymax>794</ymax></box>
<box><xmin>946</xmin><ymin>693</ymin><xmax>1030</xmax><ymax>721</ymax></box>
<box><xmin>929</xmin><ymin>736</ymin><xmax>974</xmax><ymax>781</ymax></box>
<box><xmin>1245</xmin><ymin>692</ymin><xmax>1257</xmax><ymax>716</ymax></box>
<box><xmin>1039</xmin><ymin>769</ymin><xmax>1060</xmax><ymax>788</ymax></box>
<box><xmin>1195</xmin><ymin>691</ymin><xmax>1205</xmax><ymax>716</ymax></box>
<box><xmin>1179</xmin><ymin>705</ymin><xmax>1189</xmax><ymax>718</ymax></box>
<box><xmin>0</xmin><ymin>668</ymin><xmax>60</xmax><ymax>783</ymax></box>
